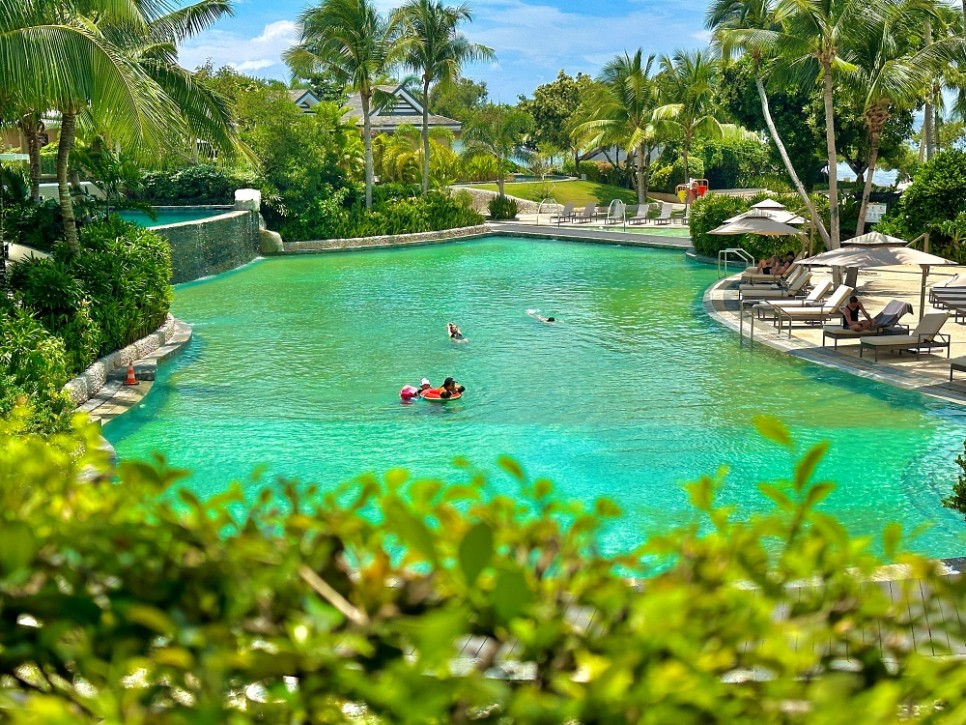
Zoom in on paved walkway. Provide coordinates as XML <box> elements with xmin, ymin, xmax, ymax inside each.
<box><xmin>705</xmin><ymin>266</ymin><xmax>966</xmax><ymax>407</ymax></box>
<box><xmin>489</xmin><ymin>221</ymin><xmax>692</xmax><ymax>249</ymax></box>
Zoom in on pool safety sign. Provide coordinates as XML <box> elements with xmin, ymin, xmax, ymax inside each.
<box><xmin>867</xmin><ymin>203</ymin><xmax>887</xmax><ymax>223</ymax></box>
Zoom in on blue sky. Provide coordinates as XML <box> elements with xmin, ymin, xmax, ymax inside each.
<box><xmin>179</xmin><ymin>0</ymin><xmax>712</xmax><ymax>101</ymax></box>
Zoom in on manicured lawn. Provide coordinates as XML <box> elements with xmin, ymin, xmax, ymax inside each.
<box><xmin>471</xmin><ymin>180</ymin><xmax>645</xmax><ymax>206</ymax></box>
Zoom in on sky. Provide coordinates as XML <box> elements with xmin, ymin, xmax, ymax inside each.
<box><xmin>178</xmin><ymin>0</ymin><xmax>713</xmax><ymax>101</ymax></box>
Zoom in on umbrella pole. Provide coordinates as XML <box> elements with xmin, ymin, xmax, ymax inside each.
<box><xmin>920</xmin><ymin>264</ymin><xmax>929</xmax><ymax>320</ymax></box>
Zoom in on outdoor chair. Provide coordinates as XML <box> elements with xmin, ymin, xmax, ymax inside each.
<box><xmin>859</xmin><ymin>311</ymin><xmax>951</xmax><ymax>361</ymax></box>
<box><xmin>739</xmin><ymin>264</ymin><xmax>808</xmax><ymax>292</ymax></box>
<box><xmin>573</xmin><ymin>203</ymin><xmax>598</xmax><ymax>223</ymax></box>
<box><xmin>821</xmin><ymin>299</ymin><xmax>913</xmax><ymax>349</ymax></box>
<box><xmin>653</xmin><ymin>203</ymin><xmax>673</xmax><ymax>226</ymax></box>
<box><xmin>550</xmin><ymin>202</ymin><xmax>575</xmax><ymax>225</ymax></box>
<box><xmin>740</xmin><ymin>253</ymin><xmax>805</xmax><ymax>284</ymax></box>
<box><xmin>772</xmin><ymin>285</ymin><xmax>854</xmax><ymax>337</ymax></box>
<box><xmin>627</xmin><ymin>204</ymin><xmax>653</xmax><ymax>225</ymax></box>
<box><xmin>753</xmin><ymin>278</ymin><xmax>832</xmax><ymax>319</ymax></box>
<box><xmin>739</xmin><ymin>270</ymin><xmax>812</xmax><ymax>301</ymax></box>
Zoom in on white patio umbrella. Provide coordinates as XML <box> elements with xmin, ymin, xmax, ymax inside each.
<box><xmin>709</xmin><ymin>216</ymin><xmax>805</xmax><ymax>236</ymax></box>
<box><xmin>751</xmin><ymin>198</ymin><xmax>787</xmax><ymax>210</ymax></box>
<box><xmin>842</xmin><ymin>231</ymin><xmax>911</xmax><ymax>246</ymax></box>
<box><xmin>724</xmin><ymin>209</ymin><xmax>806</xmax><ymax>225</ymax></box>
<box><xmin>800</xmin><ymin>244</ymin><xmax>956</xmax><ymax>318</ymax></box>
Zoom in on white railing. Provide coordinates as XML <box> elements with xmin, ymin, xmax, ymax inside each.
<box><xmin>717</xmin><ymin>247</ymin><xmax>754</xmax><ymax>278</ymax></box>
<box><xmin>536</xmin><ymin>197</ymin><xmax>558</xmax><ymax>226</ymax></box>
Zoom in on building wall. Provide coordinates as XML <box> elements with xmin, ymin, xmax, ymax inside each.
<box><xmin>152</xmin><ymin>209</ymin><xmax>260</xmax><ymax>284</ymax></box>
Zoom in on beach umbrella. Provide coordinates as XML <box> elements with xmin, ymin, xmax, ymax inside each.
<box><xmin>709</xmin><ymin>217</ymin><xmax>804</xmax><ymax>236</ymax></box>
<box><xmin>724</xmin><ymin>209</ymin><xmax>806</xmax><ymax>225</ymax></box>
<box><xmin>751</xmin><ymin>198</ymin><xmax>786</xmax><ymax>210</ymax></box>
<box><xmin>841</xmin><ymin>231</ymin><xmax>910</xmax><ymax>246</ymax></box>
<box><xmin>800</xmin><ymin>244</ymin><xmax>956</xmax><ymax>318</ymax></box>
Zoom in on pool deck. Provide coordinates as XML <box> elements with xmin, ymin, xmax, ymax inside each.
<box><xmin>489</xmin><ymin>220</ymin><xmax>692</xmax><ymax>249</ymax></box>
<box><xmin>704</xmin><ymin>266</ymin><xmax>966</xmax><ymax>407</ymax></box>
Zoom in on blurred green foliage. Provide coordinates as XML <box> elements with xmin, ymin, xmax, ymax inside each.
<box><xmin>2</xmin><ymin>413</ymin><xmax>965</xmax><ymax>722</ymax></box>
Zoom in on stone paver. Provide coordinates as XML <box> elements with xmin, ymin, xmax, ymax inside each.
<box><xmin>705</xmin><ymin>265</ymin><xmax>966</xmax><ymax>406</ymax></box>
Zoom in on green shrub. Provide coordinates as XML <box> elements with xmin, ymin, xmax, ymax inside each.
<box><xmin>0</xmin><ymin>310</ymin><xmax>73</xmax><ymax>431</ymax></box>
<box><xmin>883</xmin><ymin>150</ymin><xmax>966</xmax><ymax>242</ymax></box>
<box><xmin>487</xmin><ymin>194</ymin><xmax>519</xmax><ymax>220</ymax></box>
<box><xmin>658</xmin><ymin>155</ymin><xmax>705</xmax><ymax>193</ymax></box>
<box><xmin>133</xmin><ymin>164</ymin><xmax>261</xmax><ymax>205</ymax></box>
<box><xmin>3</xmin><ymin>414</ymin><xmax>966</xmax><ymax>720</ymax></box>
<box><xmin>689</xmin><ymin>193</ymin><xmax>751</xmax><ymax>257</ymax></box>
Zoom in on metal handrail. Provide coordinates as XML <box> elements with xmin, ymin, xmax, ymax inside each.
<box><xmin>718</xmin><ymin>248</ymin><xmax>755</xmax><ymax>278</ymax></box>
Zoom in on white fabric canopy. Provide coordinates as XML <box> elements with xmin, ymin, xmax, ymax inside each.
<box><xmin>842</xmin><ymin>231</ymin><xmax>911</xmax><ymax>247</ymax></box>
<box><xmin>724</xmin><ymin>209</ymin><xmax>805</xmax><ymax>225</ymax></box>
<box><xmin>751</xmin><ymin>198</ymin><xmax>787</xmax><ymax>210</ymax></box>
<box><xmin>709</xmin><ymin>217</ymin><xmax>804</xmax><ymax>236</ymax></box>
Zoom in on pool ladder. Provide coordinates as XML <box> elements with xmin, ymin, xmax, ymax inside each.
<box><xmin>717</xmin><ymin>247</ymin><xmax>754</xmax><ymax>279</ymax></box>
<box><xmin>536</xmin><ymin>197</ymin><xmax>558</xmax><ymax>226</ymax></box>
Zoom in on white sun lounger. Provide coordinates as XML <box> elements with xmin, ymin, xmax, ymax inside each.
<box><xmin>859</xmin><ymin>311</ymin><xmax>951</xmax><ymax>361</ymax></box>
<box><xmin>772</xmin><ymin>285</ymin><xmax>853</xmax><ymax>337</ymax></box>
<box><xmin>739</xmin><ymin>270</ymin><xmax>811</xmax><ymax>301</ymax></box>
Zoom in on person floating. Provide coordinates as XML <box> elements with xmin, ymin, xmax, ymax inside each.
<box><xmin>438</xmin><ymin>376</ymin><xmax>465</xmax><ymax>398</ymax></box>
<box><xmin>842</xmin><ymin>295</ymin><xmax>875</xmax><ymax>331</ymax></box>
<box><xmin>400</xmin><ymin>377</ymin><xmax>433</xmax><ymax>401</ymax></box>
<box><xmin>527</xmin><ymin>309</ymin><xmax>555</xmax><ymax>323</ymax></box>
<box><xmin>447</xmin><ymin>322</ymin><xmax>467</xmax><ymax>342</ymax></box>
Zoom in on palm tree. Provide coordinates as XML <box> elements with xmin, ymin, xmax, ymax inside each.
<box><xmin>461</xmin><ymin>104</ymin><xmax>532</xmax><ymax>197</ymax></box>
<box><xmin>846</xmin><ymin>0</ymin><xmax>962</xmax><ymax>234</ymax></box>
<box><xmin>707</xmin><ymin>0</ymin><xmax>832</xmax><ymax>247</ymax></box>
<box><xmin>574</xmin><ymin>50</ymin><xmax>659</xmax><ymax>205</ymax></box>
<box><xmin>397</xmin><ymin>0</ymin><xmax>493</xmax><ymax>194</ymax></box>
<box><xmin>285</xmin><ymin>0</ymin><xmax>407</xmax><ymax>210</ymax></box>
<box><xmin>654</xmin><ymin>50</ymin><xmax>725</xmax><ymax>202</ymax></box>
<box><xmin>766</xmin><ymin>0</ymin><xmax>891</xmax><ymax>249</ymax></box>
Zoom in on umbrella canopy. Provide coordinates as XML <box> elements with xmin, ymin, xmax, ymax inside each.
<box><xmin>751</xmin><ymin>198</ymin><xmax>786</xmax><ymax>210</ymax></box>
<box><xmin>724</xmin><ymin>209</ymin><xmax>805</xmax><ymax>225</ymax></box>
<box><xmin>801</xmin><ymin>245</ymin><xmax>956</xmax><ymax>319</ymax></box>
<box><xmin>842</xmin><ymin>231</ymin><xmax>910</xmax><ymax>246</ymax></box>
<box><xmin>709</xmin><ymin>217</ymin><xmax>804</xmax><ymax>236</ymax></box>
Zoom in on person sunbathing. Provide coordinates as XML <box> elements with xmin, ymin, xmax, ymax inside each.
<box><xmin>842</xmin><ymin>295</ymin><xmax>875</xmax><ymax>331</ymax></box>
<box><xmin>756</xmin><ymin>255</ymin><xmax>778</xmax><ymax>274</ymax></box>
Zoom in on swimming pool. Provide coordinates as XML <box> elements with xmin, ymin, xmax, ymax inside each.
<box><xmin>104</xmin><ymin>237</ymin><xmax>966</xmax><ymax>557</ymax></box>
<box><xmin>119</xmin><ymin>208</ymin><xmax>228</xmax><ymax>227</ymax></box>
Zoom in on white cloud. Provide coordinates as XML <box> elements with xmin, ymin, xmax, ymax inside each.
<box><xmin>178</xmin><ymin>20</ymin><xmax>300</xmax><ymax>77</ymax></box>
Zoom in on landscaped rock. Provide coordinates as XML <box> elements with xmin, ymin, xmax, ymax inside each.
<box><xmin>259</xmin><ymin>228</ymin><xmax>285</xmax><ymax>254</ymax></box>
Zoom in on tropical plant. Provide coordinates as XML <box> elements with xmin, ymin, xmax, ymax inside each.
<box><xmin>5</xmin><ymin>414</ymin><xmax>966</xmax><ymax>719</ymax></box>
<box><xmin>882</xmin><ymin>149</ymin><xmax>966</xmax><ymax>243</ymax></box>
<box><xmin>397</xmin><ymin>0</ymin><xmax>493</xmax><ymax>193</ymax></box>
<box><xmin>845</xmin><ymin>0</ymin><xmax>964</xmax><ymax>234</ymax></box>
<box><xmin>707</xmin><ymin>0</ymin><xmax>833</xmax><ymax>247</ymax></box>
<box><xmin>574</xmin><ymin>50</ymin><xmax>660</xmax><ymax>205</ymax></box>
<box><xmin>0</xmin><ymin>0</ymin><xmax>240</xmax><ymax>250</ymax></box>
<box><xmin>374</xmin><ymin>123</ymin><xmax>456</xmax><ymax>185</ymax></box>
<box><xmin>487</xmin><ymin>194</ymin><xmax>518</xmax><ymax>220</ymax></box>
<box><xmin>285</xmin><ymin>0</ymin><xmax>408</xmax><ymax>210</ymax></box>
<box><xmin>461</xmin><ymin>104</ymin><xmax>533</xmax><ymax>197</ymax></box>
<box><xmin>654</xmin><ymin>49</ymin><xmax>727</xmax><ymax>202</ymax></box>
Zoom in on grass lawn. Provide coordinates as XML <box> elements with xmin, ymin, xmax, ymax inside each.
<box><xmin>471</xmin><ymin>180</ymin><xmax>644</xmax><ymax>207</ymax></box>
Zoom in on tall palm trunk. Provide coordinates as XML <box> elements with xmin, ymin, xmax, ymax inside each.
<box><xmin>421</xmin><ymin>77</ymin><xmax>431</xmax><ymax>194</ymax></box>
<box><xmin>21</xmin><ymin>114</ymin><xmax>43</xmax><ymax>202</ymax></box>
<box><xmin>56</xmin><ymin>111</ymin><xmax>79</xmax><ymax>251</ymax></box>
<box><xmin>855</xmin><ymin>109</ymin><xmax>888</xmax><ymax>236</ymax></box>
<box><xmin>923</xmin><ymin>22</ymin><xmax>935</xmax><ymax>161</ymax></box>
<box><xmin>821</xmin><ymin>66</ymin><xmax>840</xmax><ymax>249</ymax></box>
<box><xmin>361</xmin><ymin>93</ymin><xmax>374</xmax><ymax>210</ymax></box>
<box><xmin>635</xmin><ymin>146</ymin><xmax>646</xmax><ymax>204</ymax></box>
<box><xmin>754</xmin><ymin>72</ymin><xmax>831</xmax><ymax>246</ymax></box>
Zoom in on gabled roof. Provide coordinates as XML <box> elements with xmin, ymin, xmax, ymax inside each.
<box><xmin>290</xmin><ymin>89</ymin><xmax>320</xmax><ymax>112</ymax></box>
<box><xmin>341</xmin><ymin>84</ymin><xmax>461</xmax><ymax>132</ymax></box>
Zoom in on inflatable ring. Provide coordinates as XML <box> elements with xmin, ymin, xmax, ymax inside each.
<box><xmin>421</xmin><ymin>390</ymin><xmax>462</xmax><ymax>402</ymax></box>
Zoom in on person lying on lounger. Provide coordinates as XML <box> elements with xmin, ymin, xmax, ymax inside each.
<box><xmin>842</xmin><ymin>295</ymin><xmax>875</xmax><ymax>331</ymax></box>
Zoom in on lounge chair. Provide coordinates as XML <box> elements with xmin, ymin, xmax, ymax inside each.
<box><xmin>739</xmin><ymin>265</ymin><xmax>808</xmax><ymax>293</ymax></box>
<box><xmin>627</xmin><ymin>204</ymin><xmax>653</xmax><ymax>225</ymax></box>
<box><xmin>821</xmin><ymin>299</ymin><xmax>913</xmax><ymax>348</ymax></box>
<box><xmin>653</xmin><ymin>203</ymin><xmax>673</xmax><ymax>226</ymax></box>
<box><xmin>550</xmin><ymin>202</ymin><xmax>575</xmax><ymax>225</ymax></box>
<box><xmin>773</xmin><ymin>285</ymin><xmax>854</xmax><ymax>337</ymax></box>
<box><xmin>739</xmin><ymin>270</ymin><xmax>812</xmax><ymax>301</ymax></box>
<box><xmin>754</xmin><ymin>278</ymin><xmax>832</xmax><ymax>319</ymax></box>
<box><xmin>740</xmin><ymin>254</ymin><xmax>805</xmax><ymax>285</ymax></box>
<box><xmin>573</xmin><ymin>203</ymin><xmax>598</xmax><ymax>223</ymax></box>
<box><xmin>859</xmin><ymin>311</ymin><xmax>951</xmax><ymax>361</ymax></box>
<box><xmin>605</xmin><ymin>202</ymin><xmax>626</xmax><ymax>225</ymax></box>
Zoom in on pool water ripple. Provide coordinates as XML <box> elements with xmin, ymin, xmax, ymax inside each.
<box><xmin>105</xmin><ymin>237</ymin><xmax>966</xmax><ymax>557</ymax></box>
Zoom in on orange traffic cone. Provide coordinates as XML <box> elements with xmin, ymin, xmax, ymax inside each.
<box><xmin>124</xmin><ymin>363</ymin><xmax>139</xmax><ymax>386</ymax></box>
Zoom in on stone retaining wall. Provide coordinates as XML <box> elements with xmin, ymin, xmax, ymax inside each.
<box><xmin>65</xmin><ymin>314</ymin><xmax>182</xmax><ymax>406</ymax></box>
<box><xmin>152</xmin><ymin>209</ymin><xmax>260</xmax><ymax>283</ymax></box>
<box><xmin>452</xmin><ymin>187</ymin><xmax>553</xmax><ymax>215</ymax></box>
<box><xmin>282</xmin><ymin>225</ymin><xmax>492</xmax><ymax>254</ymax></box>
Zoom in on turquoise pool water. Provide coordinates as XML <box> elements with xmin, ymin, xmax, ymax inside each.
<box><xmin>119</xmin><ymin>208</ymin><xmax>226</xmax><ymax>227</ymax></box>
<box><xmin>104</xmin><ymin>237</ymin><xmax>966</xmax><ymax>557</ymax></box>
